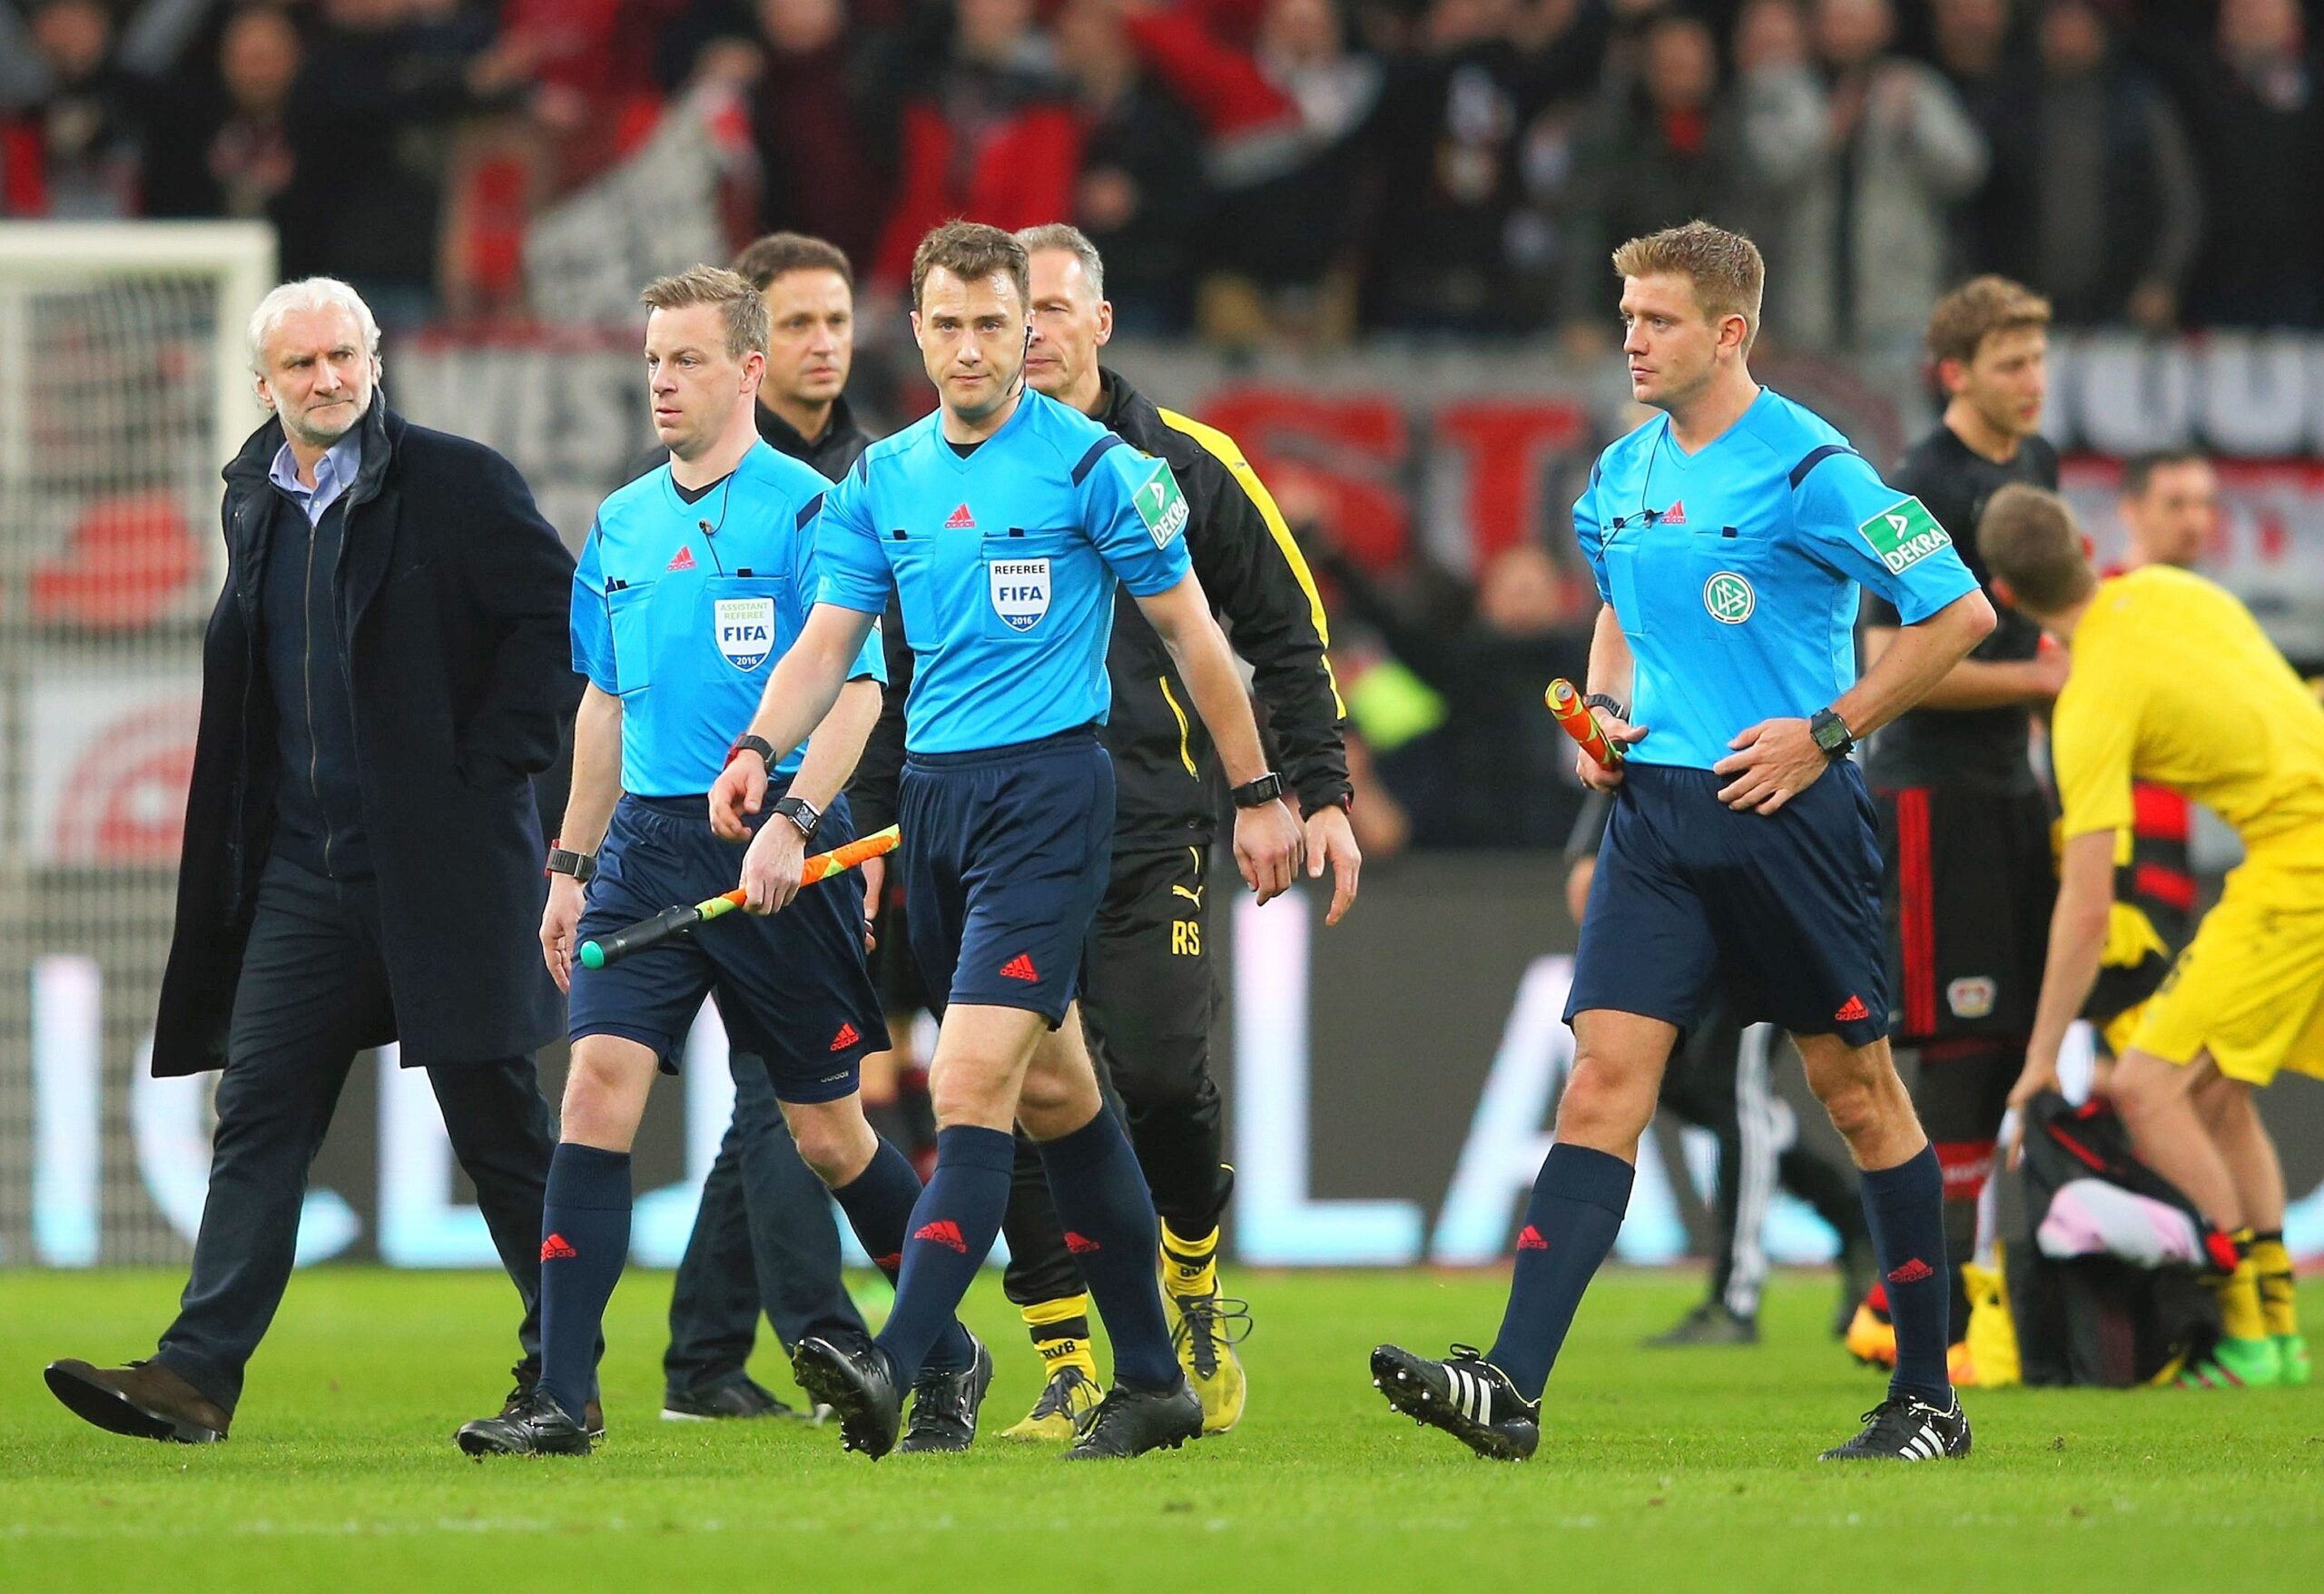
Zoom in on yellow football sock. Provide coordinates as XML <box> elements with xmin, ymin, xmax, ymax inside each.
<box><xmin>1160</xmin><ymin>1219</ymin><xmax>1220</xmax><ymax>1299</ymax></box>
<box><xmin>2252</xmin><ymin>1232</ymin><xmax>2299</xmax><ymax>1337</ymax></box>
<box><xmin>2216</xmin><ymin>1230</ymin><xmax>2270</xmax><ymax>1343</ymax></box>
<box><xmin>1022</xmin><ymin>1294</ymin><xmax>1098</xmax><ymax>1381</ymax></box>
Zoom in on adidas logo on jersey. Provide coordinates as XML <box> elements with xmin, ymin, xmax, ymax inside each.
<box><xmin>666</xmin><ymin>545</ymin><xmax>696</xmax><ymax>572</ymax></box>
<box><xmin>915</xmin><ymin>1219</ymin><xmax>969</xmax><ymax>1253</ymax></box>
<box><xmin>1835</xmin><ymin>994</ymin><xmax>1871</xmax><ymax>1022</ymax></box>
<box><xmin>945</xmin><ymin>504</ymin><xmax>976</xmax><ymax>529</ymax></box>
<box><xmin>541</xmin><ymin>1233</ymin><xmax>576</xmax><ymax>1262</ymax></box>
<box><xmin>829</xmin><ymin>1022</ymin><xmax>860</xmax><ymax>1052</ymax></box>
<box><xmin>999</xmin><ymin>952</ymin><xmax>1039</xmax><ymax>982</ymax></box>
<box><xmin>1662</xmin><ymin>500</ymin><xmax>1686</xmax><ymax>525</ymax></box>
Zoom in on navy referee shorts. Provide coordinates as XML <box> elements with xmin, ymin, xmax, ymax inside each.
<box><xmin>1566</xmin><ymin>759</ymin><xmax>1889</xmax><ymax>1048</ymax></box>
<box><xmin>566</xmin><ymin>789</ymin><xmax>888</xmax><ymax>1103</ymax></box>
<box><xmin>900</xmin><ymin>726</ymin><xmax>1115</xmax><ymax>1027</ymax></box>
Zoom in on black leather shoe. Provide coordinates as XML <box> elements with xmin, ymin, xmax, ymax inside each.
<box><xmin>662</xmin><ymin>1375</ymin><xmax>825</xmax><ymax>1423</ymax></box>
<box><xmin>792</xmin><ymin>1334</ymin><xmax>904</xmax><ymax>1459</ymax></box>
<box><xmin>898</xmin><ymin>1331</ymin><xmax>993</xmax><ymax>1453</ymax></box>
<box><xmin>1062</xmin><ymin>1378</ymin><xmax>1203</xmax><ymax>1461</ymax></box>
<box><xmin>504</xmin><ymin>1364</ymin><xmax>603</xmax><ymax>1438</ymax></box>
<box><xmin>458</xmin><ymin>1386</ymin><xmax>594</xmax><ymax>1457</ymax></box>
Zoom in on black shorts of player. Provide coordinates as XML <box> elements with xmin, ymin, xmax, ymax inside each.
<box><xmin>900</xmin><ymin>726</ymin><xmax>1115</xmax><ymax>1027</ymax></box>
<box><xmin>566</xmin><ymin>790</ymin><xmax>889</xmax><ymax>1102</ymax></box>
<box><xmin>1566</xmin><ymin>760</ymin><xmax>1888</xmax><ymax>1048</ymax></box>
<box><xmin>1876</xmin><ymin>783</ymin><xmax>2055</xmax><ymax>1044</ymax></box>
<box><xmin>1081</xmin><ymin>843</ymin><xmax>1228</xmax><ymax>1229</ymax></box>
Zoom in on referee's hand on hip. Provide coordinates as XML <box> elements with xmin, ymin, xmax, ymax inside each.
<box><xmin>1579</xmin><ymin>716</ymin><xmax>1649</xmax><ymax>792</ymax></box>
<box><xmin>1712</xmin><ymin>717</ymin><xmax>1827</xmax><ymax>813</ymax></box>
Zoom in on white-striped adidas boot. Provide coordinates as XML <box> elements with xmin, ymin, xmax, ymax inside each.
<box><xmin>1369</xmin><ymin>1343</ymin><xmax>1540</xmax><ymax>1461</ymax></box>
<box><xmin>1818</xmin><ymin>1392</ymin><xmax>1971</xmax><ymax>1461</ymax></box>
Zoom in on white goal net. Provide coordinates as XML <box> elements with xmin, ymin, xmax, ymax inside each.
<box><xmin>0</xmin><ymin>221</ymin><xmax>274</xmax><ymax>1265</ymax></box>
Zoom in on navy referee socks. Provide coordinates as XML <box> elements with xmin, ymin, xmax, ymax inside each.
<box><xmin>1859</xmin><ymin>1143</ymin><xmax>1953</xmax><ymax>1406</ymax></box>
<box><xmin>876</xmin><ymin>1125</ymin><xmax>1014</xmax><ymax>1383</ymax></box>
<box><xmin>1038</xmin><ymin>1109</ymin><xmax>1180</xmax><ymax>1389</ymax></box>
<box><xmin>1487</xmin><ymin>1142</ymin><xmax>1635</xmax><ymax>1402</ymax></box>
<box><xmin>831</xmin><ymin>1136</ymin><xmax>975</xmax><ymax>1373</ymax></box>
<box><xmin>539</xmin><ymin>1141</ymin><xmax>631</xmax><ymax>1422</ymax></box>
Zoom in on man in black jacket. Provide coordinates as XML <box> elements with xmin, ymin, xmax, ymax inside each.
<box><xmin>634</xmin><ymin>234</ymin><xmax>891</xmax><ymax>1423</ymax></box>
<box><xmin>852</xmin><ymin>224</ymin><xmax>1360</xmax><ymax>1439</ymax></box>
<box><xmin>43</xmin><ymin>279</ymin><xmax>578</xmax><ymax>1444</ymax></box>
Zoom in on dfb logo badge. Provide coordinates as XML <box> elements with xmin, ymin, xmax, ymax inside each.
<box><xmin>1702</xmin><ymin>570</ymin><xmax>1754</xmax><ymax>624</ymax></box>
<box><xmin>714</xmin><ymin>595</ymin><xmax>776</xmax><ymax>671</ymax></box>
<box><xmin>990</xmin><ymin>557</ymin><xmax>1051</xmax><ymax>632</ymax></box>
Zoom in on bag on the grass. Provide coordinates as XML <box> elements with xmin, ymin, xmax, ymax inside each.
<box><xmin>2004</xmin><ymin>1091</ymin><xmax>2224</xmax><ymax>1387</ymax></box>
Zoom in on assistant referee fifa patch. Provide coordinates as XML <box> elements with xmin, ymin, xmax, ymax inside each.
<box><xmin>1857</xmin><ymin>497</ymin><xmax>1952</xmax><ymax>574</ymax></box>
<box><xmin>714</xmin><ymin>595</ymin><xmax>776</xmax><ymax>670</ymax></box>
<box><xmin>1133</xmin><ymin>462</ymin><xmax>1189</xmax><ymax>549</ymax></box>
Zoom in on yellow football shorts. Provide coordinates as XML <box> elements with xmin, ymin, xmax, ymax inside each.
<box><xmin>2129</xmin><ymin>867</ymin><xmax>2324</xmax><ymax>1086</ymax></box>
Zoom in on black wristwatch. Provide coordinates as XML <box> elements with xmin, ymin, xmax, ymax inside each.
<box><xmin>728</xmin><ymin>733</ymin><xmax>776</xmax><ymax>769</ymax></box>
<box><xmin>1231</xmin><ymin>772</ymin><xmax>1286</xmax><ymax>809</ymax></box>
<box><xmin>769</xmin><ymin>794</ymin><xmax>822</xmax><ymax>841</ymax></box>
<box><xmin>1808</xmin><ymin>707</ymin><xmax>1856</xmax><ymax>760</ymax></box>
<box><xmin>1583</xmin><ymin>693</ymin><xmax>1629</xmax><ymax>722</ymax></box>
<box><xmin>545</xmin><ymin>842</ymin><xmax>596</xmax><ymax>883</ymax></box>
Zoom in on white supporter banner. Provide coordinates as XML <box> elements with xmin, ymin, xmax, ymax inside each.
<box><xmin>521</xmin><ymin>84</ymin><xmax>753</xmax><ymax>329</ymax></box>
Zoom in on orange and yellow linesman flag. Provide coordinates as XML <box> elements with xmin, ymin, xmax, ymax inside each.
<box><xmin>1544</xmin><ymin>679</ymin><xmax>1623</xmax><ymax>771</ymax></box>
<box><xmin>578</xmin><ymin>824</ymin><xmax>901</xmax><ymax>969</ymax></box>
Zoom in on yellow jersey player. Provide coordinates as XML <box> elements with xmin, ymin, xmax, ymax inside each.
<box><xmin>1983</xmin><ymin>484</ymin><xmax>2314</xmax><ymax>1389</ymax></box>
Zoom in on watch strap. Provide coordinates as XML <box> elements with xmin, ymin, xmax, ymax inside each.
<box><xmin>1809</xmin><ymin>708</ymin><xmax>1856</xmax><ymax>759</ymax></box>
<box><xmin>545</xmin><ymin>843</ymin><xmax>596</xmax><ymax>883</ymax></box>
<box><xmin>1231</xmin><ymin>772</ymin><xmax>1286</xmax><ymax>810</ymax></box>
<box><xmin>769</xmin><ymin>794</ymin><xmax>821</xmax><ymax>840</ymax></box>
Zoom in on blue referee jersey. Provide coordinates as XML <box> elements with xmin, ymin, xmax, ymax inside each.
<box><xmin>1576</xmin><ymin>389</ymin><xmax>1978</xmax><ymax>772</ymax></box>
<box><xmin>574</xmin><ymin>439</ymin><xmax>886</xmax><ymax>795</ymax></box>
<box><xmin>811</xmin><ymin>389</ymin><xmax>1193</xmax><ymax>754</ymax></box>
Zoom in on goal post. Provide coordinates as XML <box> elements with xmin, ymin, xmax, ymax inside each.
<box><xmin>0</xmin><ymin>221</ymin><xmax>275</xmax><ymax>1265</ymax></box>
<box><xmin>0</xmin><ymin>221</ymin><xmax>276</xmax><ymax>501</ymax></box>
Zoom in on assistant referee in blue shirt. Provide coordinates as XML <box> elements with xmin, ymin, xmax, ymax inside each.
<box><xmin>709</xmin><ymin>221</ymin><xmax>1304</xmax><ymax>1461</ymax></box>
<box><xmin>1371</xmin><ymin>221</ymin><xmax>1996</xmax><ymax>1464</ymax></box>
<box><xmin>456</xmin><ymin>267</ymin><xmax>981</xmax><ymax>1458</ymax></box>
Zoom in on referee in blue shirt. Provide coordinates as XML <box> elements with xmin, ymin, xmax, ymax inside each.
<box><xmin>1371</xmin><ymin>222</ymin><xmax>1996</xmax><ymax>1463</ymax></box>
<box><xmin>458</xmin><ymin>267</ymin><xmax>978</xmax><ymax>1457</ymax></box>
<box><xmin>709</xmin><ymin>221</ymin><xmax>1305</xmax><ymax>1461</ymax></box>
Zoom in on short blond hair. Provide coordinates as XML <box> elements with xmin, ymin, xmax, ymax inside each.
<box><xmin>639</xmin><ymin>264</ymin><xmax>770</xmax><ymax>358</ymax></box>
<box><xmin>1611</xmin><ymin>221</ymin><xmax>1765</xmax><ymax>350</ymax></box>
<box><xmin>1978</xmin><ymin>483</ymin><xmax>2095</xmax><ymax>614</ymax></box>
<box><xmin>1926</xmin><ymin>275</ymin><xmax>2052</xmax><ymax>368</ymax></box>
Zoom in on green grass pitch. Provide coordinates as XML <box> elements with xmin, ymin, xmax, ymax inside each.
<box><xmin>3</xmin><ymin>1267</ymin><xmax>2319</xmax><ymax>1591</ymax></box>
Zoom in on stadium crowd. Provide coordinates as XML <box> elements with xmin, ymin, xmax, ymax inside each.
<box><xmin>5</xmin><ymin>0</ymin><xmax>2320</xmax><ymax>342</ymax></box>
